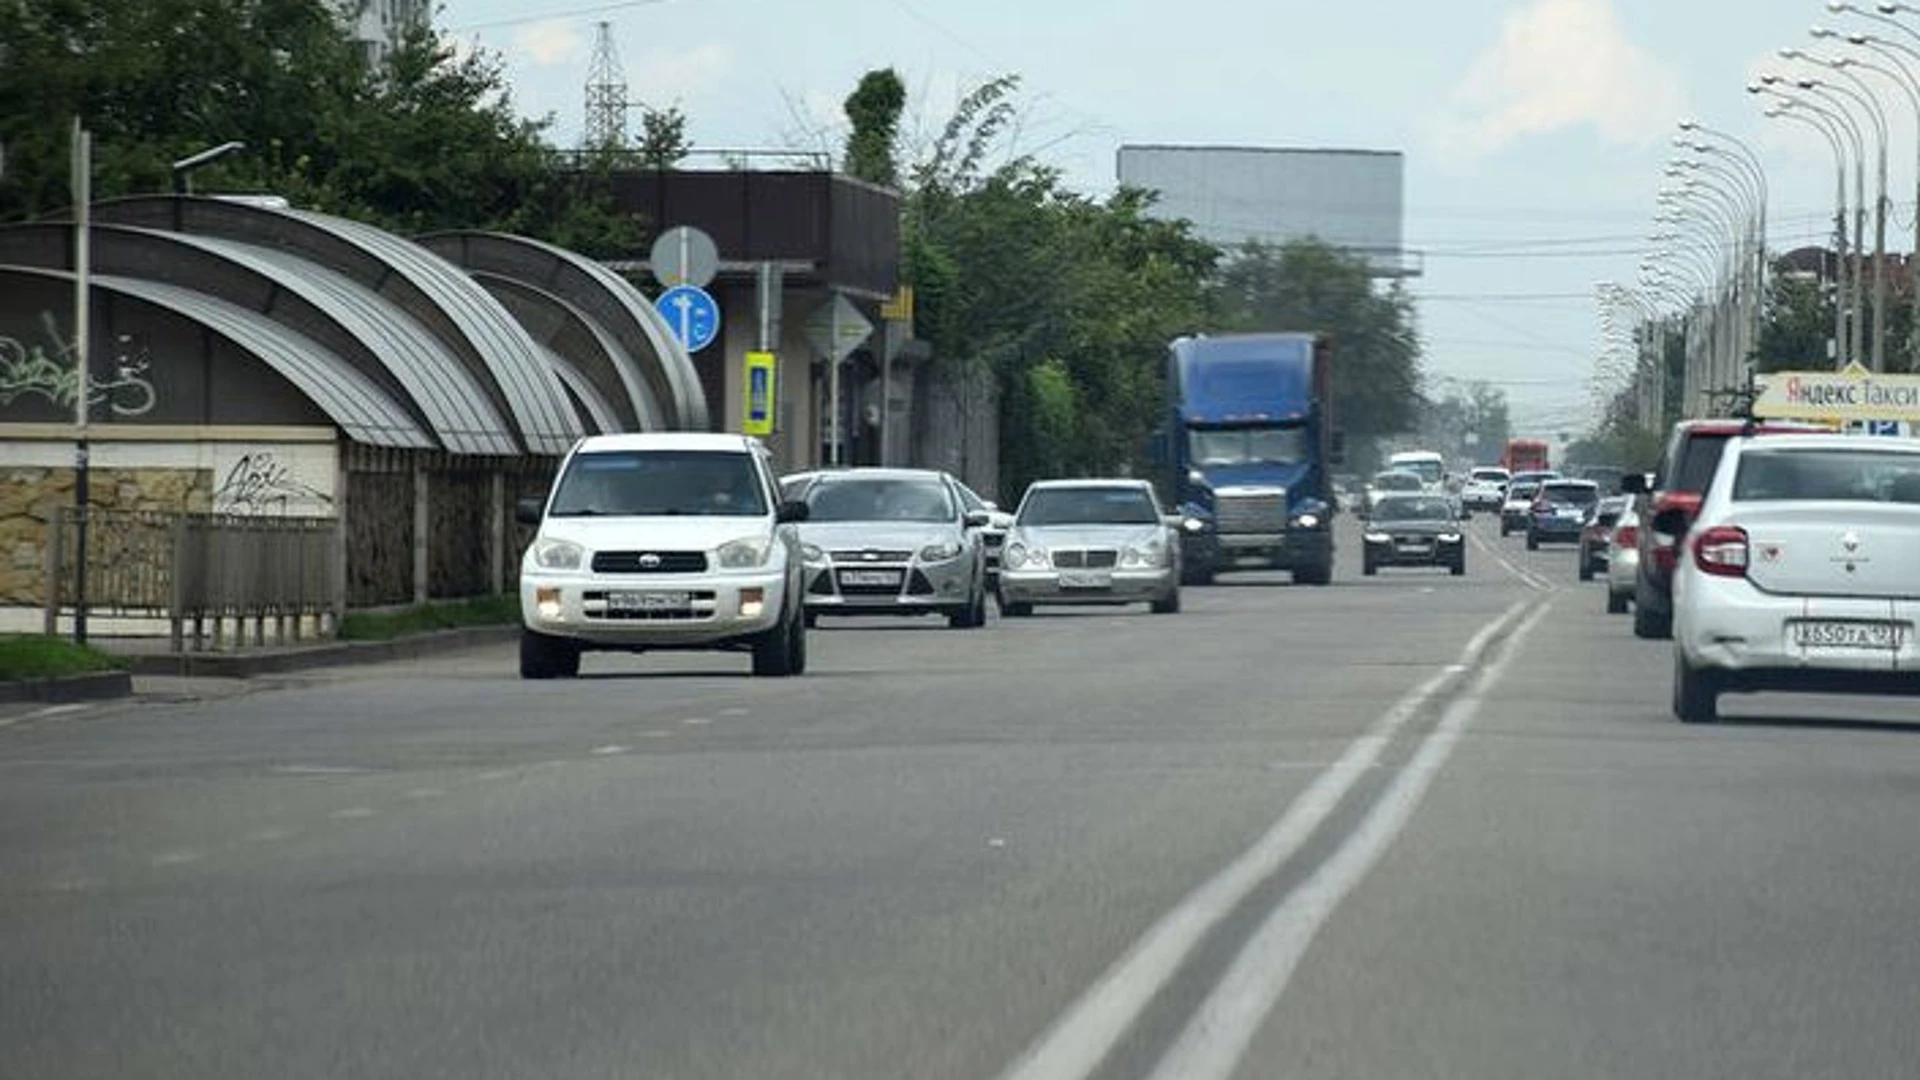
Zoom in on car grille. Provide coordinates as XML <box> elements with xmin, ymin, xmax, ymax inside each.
<box><xmin>830</xmin><ymin>549</ymin><xmax>913</xmax><ymax>563</ymax></box>
<box><xmin>1215</xmin><ymin>491</ymin><xmax>1287</xmax><ymax>533</ymax></box>
<box><xmin>1052</xmin><ymin>549</ymin><xmax>1119</xmax><ymax>569</ymax></box>
<box><xmin>591</xmin><ymin>550</ymin><xmax>708</xmax><ymax>574</ymax></box>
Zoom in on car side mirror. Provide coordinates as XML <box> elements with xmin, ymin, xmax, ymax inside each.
<box><xmin>776</xmin><ymin>500</ymin><xmax>811</xmax><ymax>524</ymax></box>
<box><xmin>964</xmin><ymin>510</ymin><xmax>992</xmax><ymax>528</ymax></box>
<box><xmin>515</xmin><ymin>496</ymin><xmax>545</xmax><ymax>526</ymax></box>
<box><xmin>1621</xmin><ymin>473</ymin><xmax>1649</xmax><ymax>495</ymax></box>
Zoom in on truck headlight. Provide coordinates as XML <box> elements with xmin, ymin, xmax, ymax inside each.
<box><xmin>532</xmin><ymin>538</ymin><xmax>585</xmax><ymax>571</ymax></box>
<box><xmin>1182</xmin><ymin>517</ymin><xmax>1205</xmax><ymax>533</ymax></box>
<box><xmin>716</xmin><ymin>537</ymin><xmax>772</xmax><ymax>569</ymax></box>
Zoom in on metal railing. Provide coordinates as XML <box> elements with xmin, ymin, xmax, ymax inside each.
<box><xmin>45</xmin><ymin>508</ymin><xmax>342</xmax><ymax>652</ymax></box>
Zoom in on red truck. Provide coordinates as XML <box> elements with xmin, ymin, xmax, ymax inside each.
<box><xmin>1501</xmin><ymin>438</ymin><xmax>1550</xmax><ymax>475</ymax></box>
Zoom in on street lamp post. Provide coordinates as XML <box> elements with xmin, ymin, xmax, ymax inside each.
<box><xmin>1757</xmin><ymin>95</ymin><xmax>1853</xmax><ymax>366</ymax></box>
<box><xmin>1759</xmin><ymin>76</ymin><xmax>1870</xmax><ymax>366</ymax></box>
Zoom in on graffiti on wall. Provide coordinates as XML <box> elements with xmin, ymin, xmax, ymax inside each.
<box><xmin>0</xmin><ymin>313</ymin><xmax>158</xmax><ymax>418</ymax></box>
<box><xmin>213</xmin><ymin>451</ymin><xmax>336</xmax><ymax>515</ymax></box>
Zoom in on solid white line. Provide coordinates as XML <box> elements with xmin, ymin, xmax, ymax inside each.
<box><xmin>1144</xmin><ymin>599</ymin><xmax>1554</xmax><ymax>1080</ymax></box>
<box><xmin>991</xmin><ymin>595</ymin><xmax>1542</xmax><ymax>1080</ymax></box>
<box><xmin>1469</xmin><ymin>526</ymin><xmax>1554</xmax><ymax>591</ymax></box>
<box><xmin>329</xmin><ymin>807</ymin><xmax>376</xmax><ymax>820</ymax></box>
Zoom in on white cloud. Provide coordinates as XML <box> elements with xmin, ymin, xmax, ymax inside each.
<box><xmin>1438</xmin><ymin>0</ymin><xmax>1687</xmax><ymax>158</ymax></box>
<box><xmin>513</xmin><ymin>20</ymin><xmax>588</xmax><ymax>67</ymax></box>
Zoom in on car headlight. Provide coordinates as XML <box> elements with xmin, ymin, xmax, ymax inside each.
<box><xmin>800</xmin><ymin>542</ymin><xmax>826</xmax><ymax>563</ymax></box>
<box><xmin>715</xmin><ymin>537</ymin><xmax>772</xmax><ymax>569</ymax></box>
<box><xmin>532</xmin><ymin>538</ymin><xmax>585</xmax><ymax>571</ymax></box>
<box><xmin>1363</xmin><ymin>531</ymin><xmax>1390</xmax><ymax>543</ymax></box>
<box><xmin>1006</xmin><ymin>543</ymin><xmax>1048</xmax><ymax>569</ymax></box>
<box><xmin>1437</xmin><ymin>532</ymin><xmax>1462</xmax><ymax>543</ymax></box>
<box><xmin>1187</xmin><ymin>468</ymin><xmax>1208</xmax><ymax>485</ymax></box>
<box><xmin>919</xmin><ymin>540</ymin><xmax>963</xmax><ymax>563</ymax></box>
<box><xmin>1182</xmin><ymin>517</ymin><xmax>1205</xmax><ymax>533</ymax></box>
<box><xmin>1123</xmin><ymin>541</ymin><xmax>1167</xmax><ymax>567</ymax></box>
<box><xmin>1293</xmin><ymin>513</ymin><xmax>1320</xmax><ymax>529</ymax></box>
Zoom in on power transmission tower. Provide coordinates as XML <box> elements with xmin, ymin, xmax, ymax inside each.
<box><xmin>584</xmin><ymin>21</ymin><xmax>629</xmax><ymax>150</ymax></box>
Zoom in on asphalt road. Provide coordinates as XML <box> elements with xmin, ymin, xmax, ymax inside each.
<box><xmin>5</xmin><ymin>515</ymin><xmax>1920</xmax><ymax>1079</ymax></box>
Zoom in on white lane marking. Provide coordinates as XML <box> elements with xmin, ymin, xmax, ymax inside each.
<box><xmin>329</xmin><ymin>807</ymin><xmax>376</xmax><ymax>820</ymax></box>
<box><xmin>638</xmin><ymin>730</ymin><xmax>672</xmax><ymax>739</ymax></box>
<box><xmin>992</xmin><ymin>595</ymin><xmax>1541</xmax><ymax>1080</ymax></box>
<box><xmin>271</xmin><ymin>764</ymin><xmax>373</xmax><ymax>775</ymax></box>
<box><xmin>477</xmin><ymin>769</ymin><xmax>513</xmax><ymax>781</ymax></box>
<box><xmin>1469</xmin><ymin>526</ymin><xmax>1554</xmax><ymax>591</ymax></box>
<box><xmin>405</xmin><ymin>787</ymin><xmax>448</xmax><ymax>799</ymax></box>
<box><xmin>590</xmin><ymin>744</ymin><xmax>630</xmax><ymax>756</ymax></box>
<box><xmin>35</xmin><ymin>704</ymin><xmax>86</xmax><ymax>718</ymax></box>
<box><xmin>1146</xmin><ymin>599</ymin><xmax>1552</xmax><ymax>1080</ymax></box>
<box><xmin>720</xmin><ymin>707</ymin><xmax>750</xmax><ymax>717</ymax></box>
<box><xmin>151</xmin><ymin>850</ymin><xmax>204</xmax><ymax>866</ymax></box>
<box><xmin>247</xmin><ymin>827</ymin><xmax>296</xmax><ymax>842</ymax></box>
<box><xmin>681</xmin><ymin>717</ymin><xmax>713</xmax><ymax>726</ymax></box>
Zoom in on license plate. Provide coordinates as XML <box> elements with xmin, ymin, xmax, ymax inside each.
<box><xmin>839</xmin><ymin>569</ymin><xmax>901</xmax><ymax>587</ymax></box>
<box><xmin>1791</xmin><ymin>620</ymin><xmax>1906</xmax><ymax>650</ymax></box>
<box><xmin>1396</xmin><ymin>541</ymin><xmax>1430</xmax><ymax>552</ymax></box>
<box><xmin>607</xmin><ymin>590</ymin><xmax>691</xmax><ymax>611</ymax></box>
<box><xmin>1058</xmin><ymin>570</ymin><xmax>1111</xmax><ymax>589</ymax></box>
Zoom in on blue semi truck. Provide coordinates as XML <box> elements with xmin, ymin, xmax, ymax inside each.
<box><xmin>1155</xmin><ymin>332</ymin><xmax>1339</xmax><ymax>585</ymax></box>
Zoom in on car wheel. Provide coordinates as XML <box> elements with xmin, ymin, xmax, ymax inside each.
<box><xmin>753</xmin><ymin>607</ymin><xmax>803</xmax><ymax>676</ymax></box>
<box><xmin>1606</xmin><ymin>590</ymin><xmax>1629</xmax><ymax>615</ymax></box>
<box><xmin>1672</xmin><ymin>650</ymin><xmax>1720</xmax><ymax>723</ymax></box>
<box><xmin>1500</xmin><ymin>521</ymin><xmax>1512</xmax><ymax>537</ymax></box>
<box><xmin>1150</xmin><ymin>587</ymin><xmax>1181</xmax><ymax>614</ymax></box>
<box><xmin>1632</xmin><ymin>579</ymin><xmax>1671</xmax><ymax>639</ymax></box>
<box><xmin>1578</xmin><ymin>550</ymin><xmax>1594</xmax><ymax>581</ymax></box>
<box><xmin>803</xmin><ymin>611</ymin><xmax>819</xmax><ymax>629</ymax></box>
<box><xmin>519</xmin><ymin>628</ymin><xmax>580</xmax><ymax>680</ymax></box>
<box><xmin>1293</xmin><ymin>560</ymin><xmax>1332</xmax><ymax>586</ymax></box>
<box><xmin>1182</xmin><ymin>562</ymin><xmax>1215</xmax><ymax>586</ymax></box>
<box><xmin>1362</xmin><ymin>556</ymin><xmax>1377</xmax><ymax>576</ymax></box>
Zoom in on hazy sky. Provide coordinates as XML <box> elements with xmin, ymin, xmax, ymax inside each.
<box><xmin>435</xmin><ymin>0</ymin><xmax>1920</xmax><ymax>437</ymax></box>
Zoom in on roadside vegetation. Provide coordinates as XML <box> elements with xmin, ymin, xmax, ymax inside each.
<box><xmin>0</xmin><ymin>635</ymin><xmax>130</xmax><ymax>681</ymax></box>
<box><xmin>336</xmin><ymin>595</ymin><xmax>520</xmax><ymax>642</ymax></box>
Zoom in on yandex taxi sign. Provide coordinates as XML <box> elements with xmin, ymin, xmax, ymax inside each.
<box><xmin>1752</xmin><ymin>362</ymin><xmax>1920</xmax><ymax>423</ymax></box>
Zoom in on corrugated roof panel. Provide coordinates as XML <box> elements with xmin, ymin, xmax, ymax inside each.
<box><xmin>470</xmin><ymin>272</ymin><xmax>668</xmax><ymax>432</ymax></box>
<box><xmin>540</xmin><ymin>346</ymin><xmax>621</xmax><ymax>434</ymax></box>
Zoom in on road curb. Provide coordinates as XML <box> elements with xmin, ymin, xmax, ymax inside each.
<box><xmin>119</xmin><ymin>625</ymin><xmax>520</xmax><ymax>678</ymax></box>
<box><xmin>0</xmin><ymin>669</ymin><xmax>136</xmax><ymax>704</ymax></box>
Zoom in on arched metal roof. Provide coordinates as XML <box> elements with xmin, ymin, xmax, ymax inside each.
<box><xmin>416</xmin><ymin>231</ymin><xmax>710</xmax><ymax>429</ymax></box>
<box><xmin>6</xmin><ymin>267</ymin><xmax>431</xmax><ymax>448</ymax></box>
<box><xmin>469</xmin><ymin>272</ymin><xmax>668</xmax><ymax>432</ymax></box>
<box><xmin>539</xmin><ymin>345</ymin><xmax>622</xmax><ymax>434</ymax></box>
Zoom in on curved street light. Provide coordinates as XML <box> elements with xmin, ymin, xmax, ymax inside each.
<box><xmin>1758</xmin><ymin>100</ymin><xmax>1853</xmax><ymax>365</ymax></box>
<box><xmin>1756</xmin><ymin>77</ymin><xmax>1871</xmax><ymax>365</ymax></box>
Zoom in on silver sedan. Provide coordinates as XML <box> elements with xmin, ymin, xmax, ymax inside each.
<box><xmin>997</xmin><ymin>479</ymin><xmax>1182</xmax><ymax>616</ymax></box>
<box><xmin>794</xmin><ymin>469</ymin><xmax>991</xmax><ymax>628</ymax></box>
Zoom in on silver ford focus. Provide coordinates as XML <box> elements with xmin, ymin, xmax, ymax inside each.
<box><xmin>794</xmin><ymin>468</ymin><xmax>992</xmax><ymax>628</ymax></box>
<box><xmin>997</xmin><ymin>479</ymin><xmax>1183</xmax><ymax>616</ymax></box>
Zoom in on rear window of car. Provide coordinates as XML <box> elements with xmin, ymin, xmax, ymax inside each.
<box><xmin>1540</xmin><ymin>483</ymin><xmax>1598</xmax><ymax>505</ymax></box>
<box><xmin>1664</xmin><ymin>432</ymin><xmax>1730</xmax><ymax>493</ymax></box>
<box><xmin>1732</xmin><ymin>449</ymin><xmax>1920</xmax><ymax>503</ymax></box>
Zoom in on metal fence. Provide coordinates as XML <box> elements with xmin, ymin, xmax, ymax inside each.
<box><xmin>45</xmin><ymin>508</ymin><xmax>342</xmax><ymax>652</ymax></box>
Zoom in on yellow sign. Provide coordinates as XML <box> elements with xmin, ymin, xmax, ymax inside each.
<box><xmin>742</xmin><ymin>351</ymin><xmax>777</xmax><ymax>436</ymax></box>
<box><xmin>1753</xmin><ymin>364</ymin><xmax>1920</xmax><ymax>422</ymax></box>
<box><xmin>881</xmin><ymin>285</ymin><xmax>915</xmax><ymax>322</ymax></box>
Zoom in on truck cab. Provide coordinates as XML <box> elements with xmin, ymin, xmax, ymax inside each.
<box><xmin>1157</xmin><ymin>333</ymin><xmax>1338</xmax><ymax>585</ymax></box>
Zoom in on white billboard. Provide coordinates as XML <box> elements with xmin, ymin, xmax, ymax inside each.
<box><xmin>1116</xmin><ymin>145</ymin><xmax>1410</xmax><ymax>275</ymax></box>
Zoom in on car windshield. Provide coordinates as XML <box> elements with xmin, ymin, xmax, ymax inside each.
<box><xmin>1540</xmin><ymin>483</ymin><xmax>1598</xmax><ymax>506</ymax></box>
<box><xmin>1667</xmin><ymin>433</ymin><xmax>1730</xmax><ymax>493</ymax></box>
<box><xmin>547</xmin><ymin>450</ymin><xmax>767</xmax><ymax>517</ymax></box>
<box><xmin>1019</xmin><ymin>487</ymin><xmax>1160</xmax><ymax>526</ymax></box>
<box><xmin>1390</xmin><ymin>458</ymin><xmax>1444</xmax><ymax>485</ymax></box>
<box><xmin>1371</xmin><ymin>497</ymin><xmax>1454</xmax><ymax>522</ymax></box>
<box><xmin>1189</xmin><ymin>425</ymin><xmax>1309</xmax><ymax>466</ymax></box>
<box><xmin>1372</xmin><ymin>471</ymin><xmax>1424</xmax><ymax>491</ymax></box>
<box><xmin>805</xmin><ymin>477</ymin><xmax>955</xmax><ymax>522</ymax></box>
<box><xmin>1470</xmin><ymin>469</ymin><xmax>1508</xmax><ymax>483</ymax></box>
<box><xmin>1732</xmin><ymin>449</ymin><xmax>1920</xmax><ymax>503</ymax></box>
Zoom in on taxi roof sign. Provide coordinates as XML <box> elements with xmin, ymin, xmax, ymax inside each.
<box><xmin>1752</xmin><ymin>365</ymin><xmax>1920</xmax><ymax>423</ymax></box>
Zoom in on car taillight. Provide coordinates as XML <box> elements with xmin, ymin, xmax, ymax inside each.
<box><xmin>1692</xmin><ymin>525</ymin><xmax>1749</xmax><ymax>578</ymax></box>
<box><xmin>1614</xmin><ymin>524</ymin><xmax>1638</xmax><ymax>548</ymax></box>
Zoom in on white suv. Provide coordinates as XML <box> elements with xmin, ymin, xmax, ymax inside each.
<box><xmin>516</xmin><ymin>433</ymin><xmax>810</xmax><ymax>679</ymax></box>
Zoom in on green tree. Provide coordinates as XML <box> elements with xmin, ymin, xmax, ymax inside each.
<box><xmin>1421</xmin><ymin>379</ymin><xmax>1511</xmax><ymax>465</ymax></box>
<box><xmin>1212</xmin><ymin>239</ymin><xmax>1424</xmax><ymax>451</ymax></box>
<box><xmin>635</xmin><ymin>104</ymin><xmax>692</xmax><ymax>170</ymax></box>
<box><xmin>0</xmin><ymin>0</ymin><xmax>638</xmax><ymax>253</ymax></box>
<box><xmin>1752</xmin><ymin>261</ymin><xmax>1834</xmax><ymax>374</ymax></box>
<box><xmin>842</xmin><ymin>68</ymin><xmax>906</xmax><ymax>187</ymax></box>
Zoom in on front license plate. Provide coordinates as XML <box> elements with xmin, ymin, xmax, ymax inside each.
<box><xmin>1791</xmin><ymin>620</ymin><xmax>1906</xmax><ymax>650</ymax></box>
<box><xmin>1058</xmin><ymin>570</ymin><xmax>1111</xmax><ymax>589</ymax></box>
<box><xmin>607</xmin><ymin>590</ymin><xmax>691</xmax><ymax>611</ymax></box>
<box><xmin>839</xmin><ymin>569</ymin><xmax>902</xmax><ymax>587</ymax></box>
<box><xmin>1397</xmin><ymin>542</ymin><xmax>1431</xmax><ymax>553</ymax></box>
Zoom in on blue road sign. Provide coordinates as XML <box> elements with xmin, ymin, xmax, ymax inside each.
<box><xmin>1868</xmin><ymin>420</ymin><xmax>1903</xmax><ymax>437</ymax></box>
<box><xmin>655</xmin><ymin>284</ymin><xmax>721</xmax><ymax>352</ymax></box>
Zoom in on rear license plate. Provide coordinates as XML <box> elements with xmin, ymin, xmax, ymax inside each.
<box><xmin>839</xmin><ymin>570</ymin><xmax>901</xmax><ymax>587</ymax></box>
<box><xmin>1791</xmin><ymin>620</ymin><xmax>1906</xmax><ymax>650</ymax></box>
<box><xmin>1058</xmin><ymin>570</ymin><xmax>1111</xmax><ymax>589</ymax></box>
<box><xmin>607</xmin><ymin>590</ymin><xmax>691</xmax><ymax>611</ymax></box>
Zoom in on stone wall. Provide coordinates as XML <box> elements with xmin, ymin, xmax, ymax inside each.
<box><xmin>0</xmin><ymin>466</ymin><xmax>211</xmax><ymax>605</ymax></box>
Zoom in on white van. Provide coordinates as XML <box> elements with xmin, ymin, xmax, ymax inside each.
<box><xmin>1386</xmin><ymin>450</ymin><xmax>1446</xmax><ymax>491</ymax></box>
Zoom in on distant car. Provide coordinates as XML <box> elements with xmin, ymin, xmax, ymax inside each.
<box><xmin>1577</xmin><ymin>494</ymin><xmax>1631</xmax><ymax>580</ymax></box>
<box><xmin>516</xmin><ymin>433</ymin><xmax>809</xmax><ymax>679</ymax></box>
<box><xmin>1605</xmin><ymin>505</ymin><xmax>1640</xmax><ymax>614</ymax></box>
<box><xmin>1361</xmin><ymin>493</ymin><xmax>1466</xmax><ymax>576</ymax></box>
<box><xmin>1499</xmin><ymin>480</ymin><xmax>1545</xmax><ymax>536</ymax></box>
<box><xmin>998</xmin><ymin>479</ymin><xmax>1182</xmax><ymax>616</ymax></box>
<box><xmin>1670</xmin><ymin>433</ymin><xmax>1920</xmax><ymax>723</ymax></box>
<box><xmin>794</xmin><ymin>468</ymin><xmax>991</xmax><ymax>629</ymax></box>
<box><xmin>1460</xmin><ymin>466</ymin><xmax>1511</xmax><ymax>513</ymax></box>
<box><xmin>1366</xmin><ymin>469</ymin><xmax>1427</xmax><ymax>514</ymax></box>
<box><xmin>1526</xmin><ymin>479</ymin><xmax>1600</xmax><ymax>550</ymax></box>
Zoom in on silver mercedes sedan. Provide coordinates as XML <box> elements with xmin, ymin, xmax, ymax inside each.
<box><xmin>997</xmin><ymin>479</ymin><xmax>1183</xmax><ymax>616</ymax></box>
<box><xmin>794</xmin><ymin>468</ymin><xmax>992</xmax><ymax>628</ymax></box>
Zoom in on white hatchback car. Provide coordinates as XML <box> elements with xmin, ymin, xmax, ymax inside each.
<box><xmin>1670</xmin><ymin>433</ymin><xmax>1920</xmax><ymax>722</ymax></box>
<box><xmin>517</xmin><ymin>433</ymin><xmax>810</xmax><ymax>679</ymax></box>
